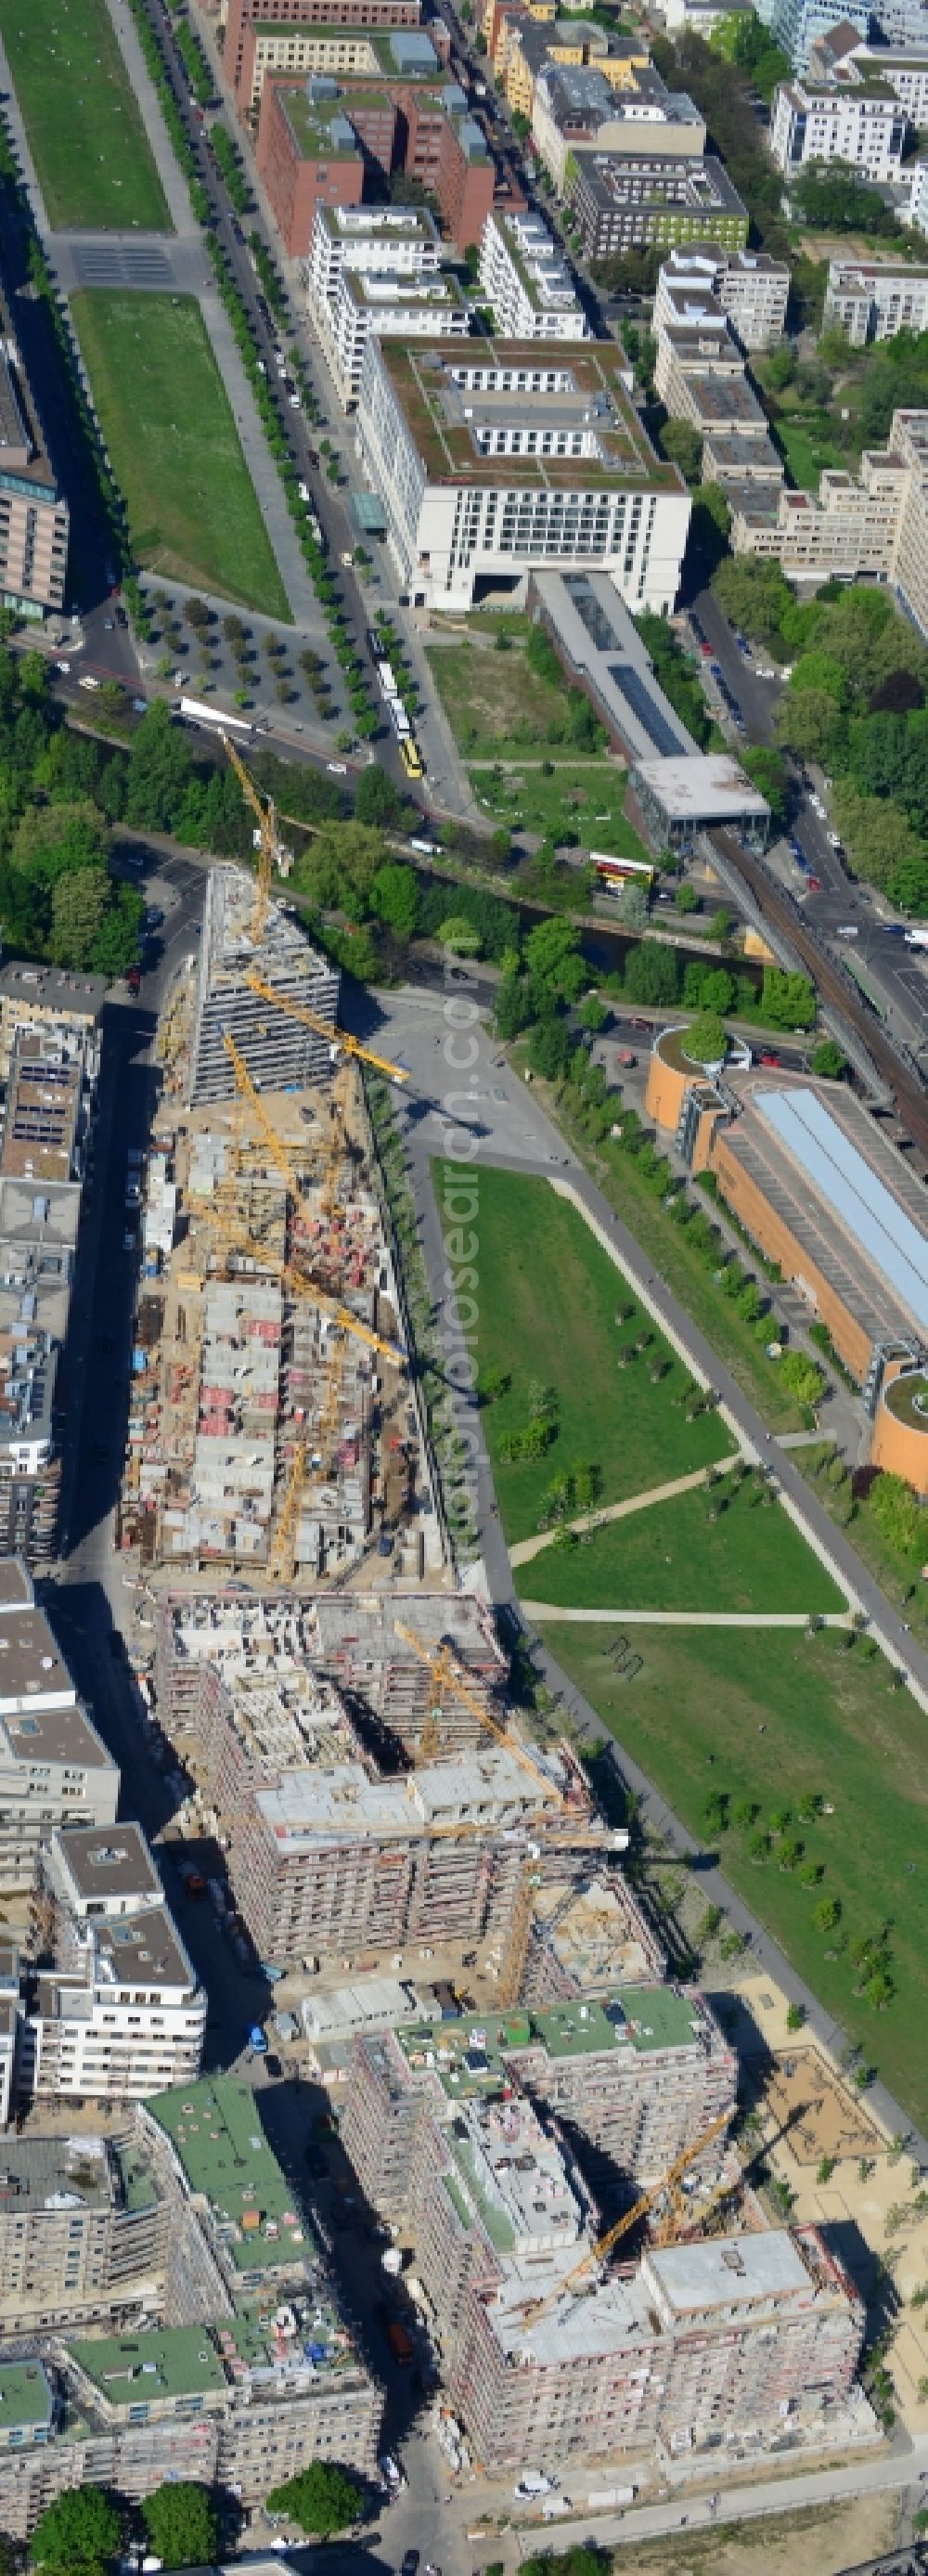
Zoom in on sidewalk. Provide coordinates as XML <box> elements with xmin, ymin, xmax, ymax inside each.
<box><xmin>508</xmin><ymin>1459</ymin><xmax>741</xmax><ymax>1566</ymax></box>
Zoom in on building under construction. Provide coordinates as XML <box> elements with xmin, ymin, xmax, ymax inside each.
<box><xmin>342</xmin><ymin>1993</ymin><xmax>736</xmax><ymax>2215</ymax></box>
<box><xmin>121</xmin><ymin>1081</ymin><xmax>417</xmax><ymax>1581</ymax></box>
<box><xmin>341</xmin><ymin>2027</ymin><xmax>866</xmax><ymax>2473</ymax></box>
<box><xmin>189</xmin><ymin>864</ymin><xmax>340</xmax><ymax>1105</ymax></box>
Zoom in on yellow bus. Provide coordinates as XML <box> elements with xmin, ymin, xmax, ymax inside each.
<box><xmin>401</xmin><ymin>736</ymin><xmax>424</xmax><ymax>779</ymax></box>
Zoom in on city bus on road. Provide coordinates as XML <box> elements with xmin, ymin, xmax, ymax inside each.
<box><xmin>401</xmin><ymin>736</ymin><xmax>424</xmax><ymax>779</ymax></box>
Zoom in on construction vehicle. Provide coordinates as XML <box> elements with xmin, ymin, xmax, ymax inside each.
<box><xmin>222</xmin><ymin>733</ymin><xmax>291</xmax><ymax>945</ymax></box>
<box><xmin>516</xmin><ymin>2109</ymin><xmax>732</xmax><ymax>2330</ymax></box>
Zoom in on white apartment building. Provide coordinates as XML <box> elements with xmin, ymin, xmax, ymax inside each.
<box><xmin>308</xmin><ymin>202</ymin><xmax>441</xmax><ymax>315</ymax></box>
<box><xmin>355</xmin><ymin>337</ymin><xmax>690</xmax><ymax>613</ymax></box>
<box><xmin>810</xmin><ymin>22</ymin><xmax>928</xmax><ymax>122</ymax></box>
<box><xmin>0</xmin><ymin>1562</ymin><xmax>117</xmax><ymax>1894</ymax></box>
<box><xmin>25</xmin><ymin>1823</ymin><xmax>205</xmax><ymax>2109</ymax></box>
<box><xmin>730</xmin><ymin>408</ymin><xmax>928</xmax><ymax>639</ymax></box>
<box><xmin>907</xmin><ymin>156</ymin><xmax>928</xmax><ymax>234</ymax></box>
<box><xmin>824</xmin><ymin>252</ymin><xmax>928</xmax><ymax>340</ymax></box>
<box><xmin>479</xmin><ymin>209</ymin><xmax>589</xmax><ymax>342</ymax></box>
<box><xmin>656</xmin><ymin>243</ymin><xmax>789</xmax><ymax>349</ymax></box>
<box><xmin>329</xmin><ymin>269</ymin><xmax>469</xmax><ymax>408</ymax></box>
<box><xmin>771</xmin><ymin>74</ymin><xmax>909</xmax><ymax>181</ymax></box>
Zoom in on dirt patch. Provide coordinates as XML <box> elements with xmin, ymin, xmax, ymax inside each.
<box><xmin>761</xmin><ymin>2047</ymin><xmax>884</xmax><ymax>2168</ymax></box>
<box><xmin>612</xmin><ymin>2494</ymin><xmax>897</xmax><ymax>2576</ymax></box>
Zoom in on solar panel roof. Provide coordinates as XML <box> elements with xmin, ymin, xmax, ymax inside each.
<box><xmin>755</xmin><ymin>1086</ymin><xmax>928</xmax><ymax>1333</ymax></box>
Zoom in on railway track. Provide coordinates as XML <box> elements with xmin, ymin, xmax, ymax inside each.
<box><xmin>715</xmin><ymin>835</ymin><xmax>928</xmax><ymax>1158</ymax></box>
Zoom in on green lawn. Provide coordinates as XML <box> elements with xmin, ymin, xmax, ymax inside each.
<box><xmin>437</xmin><ymin>1164</ymin><xmax>730</xmax><ymax>1545</ymax></box>
<box><xmin>426</xmin><ymin>640</ymin><xmax>571</xmax><ymax>761</ymax></box>
<box><xmin>71</xmin><ymin>292</ymin><xmax>290</xmax><ymax>617</ymax></box>
<box><xmin>474</xmin><ymin>762</ymin><xmax>651</xmax><ymax>860</ymax></box>
<box><xmin>534</xmin><ymin>1621</ymin><xmax>928</xmax><ymax>2132</ymax></box>
<box><xmin>546</xmin><ymin>1095</ymin><xmax>804</xmax><ymax>1433</ymax></box>
<box><xmin>521</xmin><ymin>1481</ymin><xmax>845</xmax><ymax>1613</ymax></box>
<box><xmin>1</xmin><ymin>0</ymin><xmax>170</xmax><ymax>229</ymax></box>
<box><xmin>775</xmin><ymin>413</ymin><xmax>846</xmax><ymax>492</ymax></box>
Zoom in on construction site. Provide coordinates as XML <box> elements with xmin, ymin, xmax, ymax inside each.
<box><xmin>340</xmin><ymin>2008</ymin><xmax>875</xmax><ymax>2477</ymax></box>
<box><xmin>119</xmin><ymin>850</ymin><xmax>432</xmax><ymax>1585</ymax></box>
<box><xmin>148</xmin><ymin>1582</ymin><xmax>644</xmax><ymax>1995</ymax></box>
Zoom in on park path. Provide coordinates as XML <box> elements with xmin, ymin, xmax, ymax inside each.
<box><xmin>507</xmin><ymin>1457</ymin><xmax>744</xmax><ymax>1567</ymax></box>
<box><xmin>519</xmin><ymin>1605</ymin><xmax>855</xmax><ymax>1625</ymax></box>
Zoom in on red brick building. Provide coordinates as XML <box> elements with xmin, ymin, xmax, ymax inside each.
<box><xmin>400</xmin><ymin>88</ymin><xmax>496</xmax><ymax>247</ymax></box>
<box><xmin>224</xmin><ymin>0</ymin><xmax>422</xmax><ymax>108</ymax></box>
<box><xmin>257</xmin><ymin>69</ymin><xmax>499</xmax><ymax>254</ymax></box>
<box><xmin>256</xmin><ymin>77</ymin><xmax>367</xmax><ymax>251</ymax></box>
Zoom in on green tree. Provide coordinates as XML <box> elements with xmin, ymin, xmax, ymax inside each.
<box><xmin>12</xmin><ymin>798</ymin><xmax>109</xmax><ymax>882</ymax></box>
<box><xmin>141</xmin><ymin>2483</ymin><xmax>219</xmax><ymax>2570</ymax></box>
<box><xmin>660</xmin><ymin>419</ymin><xmax>702</xmax><ymax>485</ymax></box>
<box><xmin>675</xmin><ymin>880</ymin><xmax>698</xmax><ymax>913</ymax></box>
<box><xmin>49</xmin><ymin>868</ymin><xmax>110</xmax><ymax>969</ymax></box>
<box><xmin>790</xmin><ymin>649</ymin><xmax>848</xmax><ymax>707</ymax></box>
<box><xmin>741</xmin><ymin>744</ymin><xmax>788</xmax><ymax>826</ymax></box>
<box><xmin>775</xmin><ymin>688</ymin><xmax>844</xmax><ymax>767</ymax></box>
<box><xmin>354</xmin><ymin>766</ymin><xmax>406</xmax><ymax>829</ymax></box>
<box><xmin>711</xmin><ymin>554</ymin><xmax>793</xmax><ymax>644</ymax></box>
<box><xmin>31</xmin><ymin>2485</ymin><xmax>120</xmax><ymax>2573</ymax></box>
<box><xmin>780</xmin><ymin>1350</ymin><xmax>826</xmax><ymax>1405</ymax></box>
<box><xmin>124</xmin><ymin>702</ymin><xmax>194</xmax><ymax>832</ymax></box>
<box><xmin>524</xmin><ymin>915</ymin><xmax>588</xmax><ymax>1004</ymax></box>
<box><xmin>623</xmin><ymin>942</ymin><xmax>680</xmax><ymax>1005</ymax></box>
<box><xmin>90</xmin><ymin>886</ymin><xmax>145</xmax><ymax>977</ymax></box>
<box><xmin>811</xmin><ymin>1038</ymin><xmax>846</xmax><ymax>1079</ymax></box>
<box><xmin>528</xmin><ymin>1016</ymin><xmax>574</xmax><ymax>1081</ymax></box>
<box><xmin>266</xmin><ymin>2463</ymin><xmax>362</xmax><ymax>2536</ymax></box>
<box><xmin>369</xmin><ymin>862</ymin><xmax>419</xmax><ymax>939</ymax></box>
<box><xmin>683</xmin><ymin>1011</ymin><xmax>727</xmax><ymax>1065</ymax></box>
<box><xmin>760</xmin><ymin>967</ymin><xmax>816</xmax><ymax>1029</ymax></box>
<box><xmin>577</xmin><ymin>993</ymin><xmax>608</xmax><ymax>1033</ymax></box>
<box><xmin>708</xmin><ymin>907</ymin><xmax>732</xmax><ymax>941</ymax></box>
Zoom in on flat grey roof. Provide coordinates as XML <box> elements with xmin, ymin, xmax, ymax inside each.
<box><xmin>0</xmin><ymin>1607</ymin><xmax>75</xmax><ymax>1710</ymax></box>
<box><xmin>758</xmin><ymin>1084</ymin><xmax>928</xmax><ymax>1334</ymax></box>
<box><xmin>55</xmin><ymin>1821</ymin><xmax>161</xmax><ymax>1901</ymax></box>
<box><xmin>634</xmin><ymin>753</ymin><xmax>769</xmax><ymax>821</ymax></box>
<box><xmin>647</xmin><ymin>2228</ymin><xmax>807</xmax><ymax>2311</ymax></box>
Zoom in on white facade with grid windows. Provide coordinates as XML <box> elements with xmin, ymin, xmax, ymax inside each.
<box><xmin>355</xmin><ymin>338</ymin><xmax>690</xmax><ymax>611</ymax></box>
<box><xmin>771</xmin><ymin>74</ymin><xmax>909</xmax><ymax>180</ymax></box>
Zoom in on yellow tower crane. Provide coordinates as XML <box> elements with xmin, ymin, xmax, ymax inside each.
<box><xmin>393</xmin><ymin>1624</ymin><xmax>559</xmax><ymax>1796</ymax></box>
<box><xmin>515</xmin><ymin>2109</ymin><xmax>733</xmax><ymax>2331</ymax></box>
<box><xmin>268</xmin><ymin>1436</ymin><xmax>310</xmax><ymax>1586</ymax></box>
<box><xmin>187</xmin><ymin>1197</ymin><xmax>406</xmax><ymax>1369</ymax></box>
<box><xmin>242</xmin><ymin>972</ymin><xmax>409</xmax><ymax>1084</ymax></box>
<box><xmin>243</xmin><ymin>969</ymin><xmax>410</xmax><ymax>1222</ymax></box>
<box><xmin>221</xmin><ymin>733</ymin><xmax>290</xmax><ymax>947</ymax></box>
<box><xmin>222</xmin><ymin>1032</ymin><xmax>308</xmax><ymax>1202</ymax></box>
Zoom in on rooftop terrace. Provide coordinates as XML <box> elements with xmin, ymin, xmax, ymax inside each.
<box><xmin>376</xmin><ymin>339</ymin><xmax>680</xmax><ymax>491</ymax></box>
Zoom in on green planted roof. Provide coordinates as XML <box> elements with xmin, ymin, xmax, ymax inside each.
<box><xmin>68</xmin><ymin>2326</ymin><xmax>226</xmax><ymax>2407</ymax></box>
<box><xmin>0</xmin><ymin>2362</ymin><xmax>53</xmax><ymax>2429</ymax></box>
<box><xmin>147</xmin><ymin>2075</ymin><xmax>313</xmax><ymax>2272</ymax></box>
